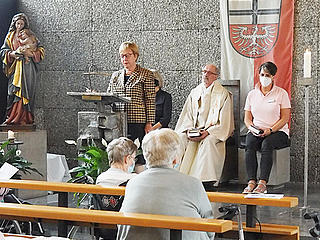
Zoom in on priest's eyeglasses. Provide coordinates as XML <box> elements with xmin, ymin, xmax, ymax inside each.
<box><xmin>202</xmin><ymin>70</ymin><xmax>219</xmax><ymax>76</ymax></box>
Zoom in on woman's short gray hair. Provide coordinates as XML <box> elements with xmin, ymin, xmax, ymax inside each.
<box><xmin>107</xmin><ymin>137</ymin><xmax>137</xmax><ymax>165</ymax></box>
<box><xmin>150</xmin><ymin>69</ymin><xmax>164</xmax><ymax>88</ymax></box>
<box><xmin>142</xmin><ymin>129</ymin><xmax>183</xmax><ymax>168</ymax></box>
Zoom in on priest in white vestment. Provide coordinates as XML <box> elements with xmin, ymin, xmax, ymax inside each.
<box><xmin>175</xmin><ymin>64</ymin><xmax>234</xmax><ymax>185</ymax></box>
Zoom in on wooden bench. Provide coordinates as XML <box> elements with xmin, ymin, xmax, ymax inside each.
<box><xmin>218</xmin><ymin>222</ymin><xmax>299</xmax><ymax>240</ymax></box>
<box><xmin>0</xmin><ymin>180</ymin><xmax>299</xmax><ymax>239</ymax></box>
<box><xmin>0</xmin><ymin>202</ymin><xmax>232</xmax><ymax>240</ymax></box>
<box><xmin>0</xmin><ymin>179</ymin><xmax>125</xmax><ymax>195</ymax></box>
<box><xmin>206</xmin><ymin>192</ymin><xmax>298</xmax><ymax>208</ymax></box>
<box><xmin>207</xmin><ymin>192</ymin><xmax>299</xmax><ymax>240</ymax></box>
<box><xmin>0</xmin><ymin>179</ymin><xmax>125</xmax><ymax>236</ymax></box>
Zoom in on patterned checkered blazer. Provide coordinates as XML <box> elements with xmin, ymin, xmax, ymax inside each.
<box><xmin>107</xmin><ymin>65</ymin><xmax>156</xmax><ymax>124</ymax></box>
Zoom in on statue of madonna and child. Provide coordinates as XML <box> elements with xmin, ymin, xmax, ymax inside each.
<box><xmin>0</xmin><ymin>13</ymin><xmax>44</xmax><ymax>126</ymax></box>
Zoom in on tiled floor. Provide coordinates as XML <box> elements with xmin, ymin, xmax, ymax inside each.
<box><xmin>13</xmin><ymin>182</ymin><xmax>320</xmax><ymax>239</ymax></box>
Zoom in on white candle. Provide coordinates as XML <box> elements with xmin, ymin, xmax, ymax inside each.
<box><xmin>304</xmin><ymin>49</ymin><xmax>311</xmax><ymax>78</ymax></box>
<box><xmin>8</xmin><ymin>130</ymin><xmax>15</xmax><ymax>140</ymax></box>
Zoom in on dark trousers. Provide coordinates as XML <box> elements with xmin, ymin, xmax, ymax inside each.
<box><xmin>245</xmin><ymin>131</ymin><xmax>289</xmax><ymax>182</ymax></box>
<box><xmin>127</xmin><ymin>123</ymin><xmax>146</xmax><ymax>165</ymax></box>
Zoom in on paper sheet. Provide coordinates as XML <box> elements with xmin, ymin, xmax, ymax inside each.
<box><xmin>244</xmin><ymin>193</ymin><xmax>284</xmax><ymax>199</ymax></box>
<box><xmin>0</xmin><ymin>162</ymin><xmax>19</xmax><ymax>180</ymax></box>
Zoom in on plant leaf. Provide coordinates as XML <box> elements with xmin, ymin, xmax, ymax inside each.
<box><xmin>86</xmin><ymin>149</ymin><xmax>101</xmax><ymax>159</ymax></box>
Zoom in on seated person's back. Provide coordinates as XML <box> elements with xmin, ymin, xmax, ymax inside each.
<box><xmin>117</xmin><ymin>129</ymin><xmax>214</xmax><ymax>240</ymax></box>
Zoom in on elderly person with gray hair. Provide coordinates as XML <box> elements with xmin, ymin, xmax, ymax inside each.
<box><xmin>117</xmin><ymin>129</ymin><xmax>214</xmax><ymax>240</ymax></box>
<box><xmin>150</xmin><ymin>69</ymin><xmax>172</xmax><ymax>130</ymax></box>
<box><xmin>175</xmin><ymin>64</ymin><xmax>234</xmax><ymax>188</ymax></box>
<box><xmin>96</xmin><ymin>137</ymin><xmax>137</xmax><ymax>187</ymax></box>
<box><xmin>95</xmin><ymin>137</ymin><xmax>137</xmax><ymax>240</ymax></box>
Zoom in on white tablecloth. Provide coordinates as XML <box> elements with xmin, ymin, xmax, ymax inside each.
<box><xmin>47</xmin><ymin>153</ymin><xmax>71</xmax><ymax>182</ymax></box>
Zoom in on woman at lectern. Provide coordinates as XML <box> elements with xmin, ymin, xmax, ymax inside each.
<box><xmin>243</xmin><ymin>61</ymin><xmax>291</xmax><ymax>194</ymax></box>
<box><xmin>107</xmin><ymin>41</ymin><xmax>155</xmax><ymax>173</ymax></box>
<box><xmin>0</xmin><ymin>13</ymin><xmax>44</xmax><ymax>125</ymax></box>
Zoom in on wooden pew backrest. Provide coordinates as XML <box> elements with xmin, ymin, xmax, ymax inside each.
<box><xmin>0</xmin><ymin>203</ymin><xmax>232</xmax><ymax>233</ymax></box>
<box><xmin>0</xmin><ymin>180</ymin><xmax>298</xmax><ymax>208</ymax></box>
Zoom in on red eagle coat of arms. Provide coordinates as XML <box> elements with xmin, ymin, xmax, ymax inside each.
<box><xmin>227</xmin><ymin>0</ymin><xmax>282</xmax><ymax>58</ymax></box>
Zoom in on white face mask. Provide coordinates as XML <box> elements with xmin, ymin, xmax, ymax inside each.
<box><xmin>173</xmin><ymin>163</ymin><xmax>180</xmax><ymax>170</ymax></box>
<box><xmin>259</xmin><ymin>76</ymin><xmax>272</xmax><ymax>87</ymax></box>
<box><xmin>128</xmin><ymin>162</ymin><xmax>135</xmax><ymax>173</ymax></box>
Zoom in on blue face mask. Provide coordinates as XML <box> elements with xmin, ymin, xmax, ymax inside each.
<box><xmin>128</xmin><ymin>162</ymin><xmax>135</xmax><ymax>173</ymax></box>
<box><xmin>174</xmin><ymin>163</ymin><xmax>180</xmax><ymax>170</ymax></box>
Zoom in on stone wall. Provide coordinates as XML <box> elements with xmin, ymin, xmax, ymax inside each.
<box><xmin>17</xmin><ymin>0</ymin><xmax>319</xmax><ymax>183</ymax></box>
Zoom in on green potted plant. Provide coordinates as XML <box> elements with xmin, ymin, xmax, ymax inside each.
<box><xmin>69</xmin><ymin>145</ymin><xmax>109</xmax><ymax>183</ymax></box>
<box><xmin>67</xmin><ymin>138</ymin><xmax>110</xmax><ymax>206</ymax></box>
<box><xmin>0</xmin><ymin>141</ymin><xmax>42</xmax><ymax>179</ymax></box>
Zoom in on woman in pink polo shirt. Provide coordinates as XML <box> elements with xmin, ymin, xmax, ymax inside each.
<box><xmin>242</xmin><ymin>62</ymin><xmax>291</xmax><ymax>194</ymax></box>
